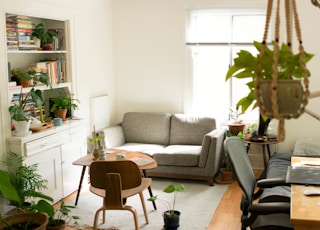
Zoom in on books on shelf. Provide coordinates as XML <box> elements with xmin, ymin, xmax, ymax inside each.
<box><xmin>28</xmin><ymin>58</ymin><xmax>66</xmax><ymax>85</ymax></box>
<box><xmin>6</xmin><ymin>15</ymin><xmax>37</xmax><ymax>50</ymax></box>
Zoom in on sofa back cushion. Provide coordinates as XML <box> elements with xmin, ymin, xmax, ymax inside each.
<box><xmin>122</xmin><ymin>112</ymin><xmax>171</xmax><ymax>145</ymax></box>
<box><xmin>169</xmin><ymin>114</ymin><xmax>216</xmax><ymax>145</ymax></box>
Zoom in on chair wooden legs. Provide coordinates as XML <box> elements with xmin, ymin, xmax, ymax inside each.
<box><xmin>93</xmin><ymin>206</ymin><xmax>141</xmax><ymax>230</ymax></box>
<box><xmin>139</xmin><ymin>192</ymin><xmax>149</xmax><ymax>224</ymax></box>
<box><xmin>93</xmin><ymin>207</ymin><xmax>105</xmax><ymax>230</ymax></box>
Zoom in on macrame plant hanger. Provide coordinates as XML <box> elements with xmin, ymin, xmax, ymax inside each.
<box><xmin>255</xmin><ymin>0</ymin><xmax>309</xmax><ymax>141</ymax></box>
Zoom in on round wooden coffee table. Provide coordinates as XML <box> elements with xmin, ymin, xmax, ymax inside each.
<box><xmin>72</xmin><ymin>149</ymin><xmax>157</xmax><ymax>209</ymax></box>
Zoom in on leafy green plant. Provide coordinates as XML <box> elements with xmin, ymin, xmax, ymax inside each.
<box><xmin>32</xmin><ymin>23</ymin><xmax>58</xmax><ymax>45</ymax></box>
<box><xmin>88</xmin><ymin>135</ymin><xmax>104</xmax><ymax>150</ymax></box>
<box><xmin>50</xmin><ymin>90</ymin><xmax>79</xmax><ymax>112</ymax></box>
<box><xmin>38</xmin><ymin>200</ymin><xmax>79</xmax><ymax>227</ymax></box>
<box><xmin>3</xmin><ymin>152</ymin><xmax>53</xmax><ymax>207</ymax></box>
<box><xmin>9</xmin><ymin>68</ymin><xmax>50</xmax><ymax>122</ymax></box>
<box><xmin>225</xmin><ymin>40</ymin><xmax>314</xmax><ymax>114</ymax></box>
<box><xmin>0</xmin><ymin>152</ymin><xmax>54</xmax><ymax>229</ymax></box>
<box><xmin>148</xmin><ymin>184</ymin><xmax>185</xmax><ymax>216</ymax></box>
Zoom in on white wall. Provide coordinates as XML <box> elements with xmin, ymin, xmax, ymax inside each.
<box><xmin>112</xmin><ymin>0</ymin><xmax>320</xmax><ymax>152</ymax></box>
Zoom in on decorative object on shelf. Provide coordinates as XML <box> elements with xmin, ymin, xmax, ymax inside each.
<box><xmin>50</xmin><ymin>89</ymin><xmax>79</xmax><ymax>121</ymax></box>
<box><xmin>9</xmin><ymin>68</ymin><xmax>51</xmax><ymax>135</ymax></box>
<box><xmin>32</xmin><ymin>23</ymin><xmax>59</xmax><ymax>50</ymax></box>
<box><xmin>88</xmin><ymin>126</ymin><xmax>104</xmax><ymax>160</ymax></box>
<box><xmin>226</xmin><ymin>0</ymin><xmax>314</xmax><ymax>141</ymax></box>
<box><xmin>148</xmin><ymin>184</ymin><xmax>185</xmax><ymax>230</ymax></box>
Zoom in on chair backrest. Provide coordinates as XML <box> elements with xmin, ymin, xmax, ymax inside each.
<box><xmin>90</xmin><ymin>160</ymin><xmax>142</xmax><ymax>190</ymax></box>
<box><xmin>224</xmin><ymin>137</ymin><xmax>256</xmax><ymax>203</ymax></box>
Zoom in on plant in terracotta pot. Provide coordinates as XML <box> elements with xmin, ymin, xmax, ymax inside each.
<box><xmin>219</xmin><ymin>156</ymin><xmax>233</xmax><ymax>183</ymax></box>
<box><xmin>50</xmin><ymin>90</ymin><xmax>79</xmax><ymax>121</ymax></box>
<box><xmin>148</xmin><ymin>184</ymin><xmax>185</xmax><ymax>230</ymax></box>
<box><xmin>228</xmin><ymin>107</ymin><xmax>245</xmax><ymax>136</ymax></box>
<box><xmin>225</xmin><ymin>40</ymin><xmax>314</xmax><ymax>140</ymax></box>
<box><xmin>9</xmin><ymin>68</ymin><xmax>50</xmax><ymax>135</ymax></box>
<box><xmin>43</xmin><ymin>201</ymin><xmax>79</xmax><ymax>230</ymax></box>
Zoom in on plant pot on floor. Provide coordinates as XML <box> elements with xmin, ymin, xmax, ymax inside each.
<box><xmin>163</xmin><ymin>210</ymin><xmax>180</xmax><ymax>230</ymax></box>
<box><xmin>215</xmin><ymin>168</ymin><xmax>233</xmax><ymax>184</ymax></box>
<box><xmin>0</xmin><ymin>212</ymin><xmax>48</xmax><ymax>230</ymax></box>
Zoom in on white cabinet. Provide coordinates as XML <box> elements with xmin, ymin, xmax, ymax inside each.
<box><xmin>61</xmin><ymin>125</ymin><xmax>86</xmax><ymax>197</ymax></box>
<box><xmin>25</xmin><ymin>146</ymin><xmax>63</xmax><ymax>202</ymax></box>
<box><xmin>7</xmin><ymin>120</ymin><xmax>86</xmax><ymax>203</ymax></box>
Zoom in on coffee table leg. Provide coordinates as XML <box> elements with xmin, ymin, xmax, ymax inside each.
<box><xmin>142</xmin><ymin>169</ymin><xmax>157</xmax><ymax>210</ymax></box>
<box><xmin>75</xmin><ymin>166</ymin><xmax>87</xmax><ymax>206</ymax></box>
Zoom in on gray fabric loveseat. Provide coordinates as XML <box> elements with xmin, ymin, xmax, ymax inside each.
<box><xmin>97</xmin><ymin>112</ymin><xmax>225</xmax><ymax>185</ymax></box>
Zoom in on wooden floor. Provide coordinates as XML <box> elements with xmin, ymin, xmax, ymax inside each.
<box><xmin>208</xmin><ymin>169</ymin><xmax>263</xmax><ymax>230</ymax></box>
<box><xmin>208</xmin><ymin>180</ymin><xmax>243</xmax><ymax>230</ymax></box>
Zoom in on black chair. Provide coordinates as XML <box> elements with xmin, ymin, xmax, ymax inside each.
<box><xmin>224</xmin><ymin>136</ymin><xmax>293</xmax><ymax>230</ymax></box>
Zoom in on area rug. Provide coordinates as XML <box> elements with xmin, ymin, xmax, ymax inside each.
<box><xmin>66</xmin><ymin>178</ymin><xmax>229</xmax><ymax>230</ymax></box>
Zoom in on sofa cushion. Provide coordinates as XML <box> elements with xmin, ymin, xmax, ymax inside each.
<box><xmin>169</xmin><ymin>114</ymin><xmax>216</xmax><ymax>145</ymax></box>
<box><xmin>112</xmin><ymin>143</ymin><xmax>166</xmax><ymax>156</ymax></box>
<box><xmin>122</xmin><ymin>112</ymin><xmax>171</xmax><ymax>145</ymax></box>
<box><xmin>293</xmin><ymin>139</ymin><xmax>320</xmax><ymax>157</ymax></box>
<box><xmin>153</xmin><ymin>145</ymin><xmax>201</xmax><ymax>166</ymax></box>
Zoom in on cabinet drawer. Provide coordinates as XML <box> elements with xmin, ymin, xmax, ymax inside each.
<box><xmin>24</xmin><ymin>134</ymin><xmax>61</xmax><ymax>156</ymax></box>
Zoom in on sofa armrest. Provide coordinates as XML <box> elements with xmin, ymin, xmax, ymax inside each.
<box><xmin>198</xmin><ymin>129</ymin><xmax>225</xmax><ymax>168</ymax></box>
<box><xmin>97</xmin><ymin>126</ymin><xmax>125</xmax><ymax>148</ymax></box>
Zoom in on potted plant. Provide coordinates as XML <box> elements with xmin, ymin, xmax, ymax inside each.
<box><xmin>218</xmin><ymin>155</ymin><xmax>233</xmax><ymax>184</ymax></box>
<box><xmin>32</xmin><ymin>23</ymin><xmax>58</xmax><ymax>50</ymax></box>
<box><xmin>50</xmin><ymin>90</ymin><xmax>79</xmax><ymax>121</ymax></box>
<box><xmin>228</xmin><ymin>107</ymin><xmax>245</xmax><ymax>136</ymax></box>
<box><xmin>0</xmin><ymin>152</ymin><xmax>54</xmax><ymax>229</ymax></box>
<box><xmin>41</xmin><ymin>201</ymin><xmax>79</xmax><ymax>230</ymax></box>
<box><xmin>88</xmin><ymin>133</ymin><xmax>104</xmax><ymax>160</ymax></box>
<box><xmin>225</xmin><ymin>40</ymin><xmax>314</xmax><ymax>139</ymax></box>
<box><xmin>9</xmin><ymin>68</ymin><xmax>50</xmax><ymax>135</ymax></box>
<box><xmin>148</xmin><ymin>184</ymin><xmax>185</xmax><ymax>230</ymax></box>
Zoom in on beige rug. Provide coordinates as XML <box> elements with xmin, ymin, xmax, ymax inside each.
<box><xmin>66</xmin><ymin>178</ymin><xmax>228</xmax><ymax>230</ymax></box>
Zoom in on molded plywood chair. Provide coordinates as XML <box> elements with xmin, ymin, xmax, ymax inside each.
<box><xmin>89</xmin><ymin>160</ymin><xmax>151</xmax><ymax>230</ymax></box>
<box><xmin>224</xmin><ymin>137</ymin><xmax>293</xmax><ymax>230</ymax></box>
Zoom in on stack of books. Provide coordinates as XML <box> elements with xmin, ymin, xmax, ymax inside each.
<box><xmin>6</xmin><ymin>17</ymin><xmax>18</xmax><ymax>50</ymax></box>
<box><xmin>8</xmin><ymin>15</ymin><xmax>37</xmax><ymax>50</ymax></box>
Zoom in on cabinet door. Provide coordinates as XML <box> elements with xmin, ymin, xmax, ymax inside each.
<box><xmin>25</xmin><ymin>146</ymin><xmax>63</xmax><ymax>202</ymax></box>
<box><xmin>61</xmin><ymin>126</ymin><xmax>86</xmax><ymax>197</ymax></box>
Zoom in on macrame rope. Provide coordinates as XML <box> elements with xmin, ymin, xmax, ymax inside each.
<box><xmin>256</xmin><ymin>0</ymin><xmax>309</xmax><ymax>141</ymax></box>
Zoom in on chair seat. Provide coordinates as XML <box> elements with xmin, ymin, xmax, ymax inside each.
<box><xmin>90</xmin><ymin>178</ymin><xmax>152</xmax><ymax>198</ymax></box>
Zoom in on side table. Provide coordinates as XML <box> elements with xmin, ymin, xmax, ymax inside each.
<box><xmin>244</xmin><ymin>139</ymin><xmax>279</xmax><ymax>167</ymax></box>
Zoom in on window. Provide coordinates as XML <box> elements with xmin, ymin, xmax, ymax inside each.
<box><xmin>185</xmin><ymin>9</ymin><xmax>269</xmax><ymax>125</ymax></box>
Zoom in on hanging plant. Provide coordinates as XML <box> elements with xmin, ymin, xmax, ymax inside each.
<box><xmin>226</xmin><ymin>0</ymin><xmax>314</xmax><ymax>141</ymax></box>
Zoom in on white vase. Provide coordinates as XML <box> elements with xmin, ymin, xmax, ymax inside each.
<box><xmin>34</xmin><ymin>37</ymin><xmax>41</xmax><ymax>49</ymax></box>
<box><xmin>13</xmin><ymin>120</ymin><xmax>31</xmax><ymax>135</ymax></box>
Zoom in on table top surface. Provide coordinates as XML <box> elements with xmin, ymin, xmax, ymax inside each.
<box><xmin>244</xmin><ymin>139</ymin><xmax>279</xmax><ymax>145</ymax></box>
<box><xmin>72</xmin><ymin>149</ymin><xmax>157</xmax><ymax>170</ymax></box>
<box><xmin>291</xmin><ymin>156</ymin><xmax>320</xmax><ymax>224</ymax></box>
